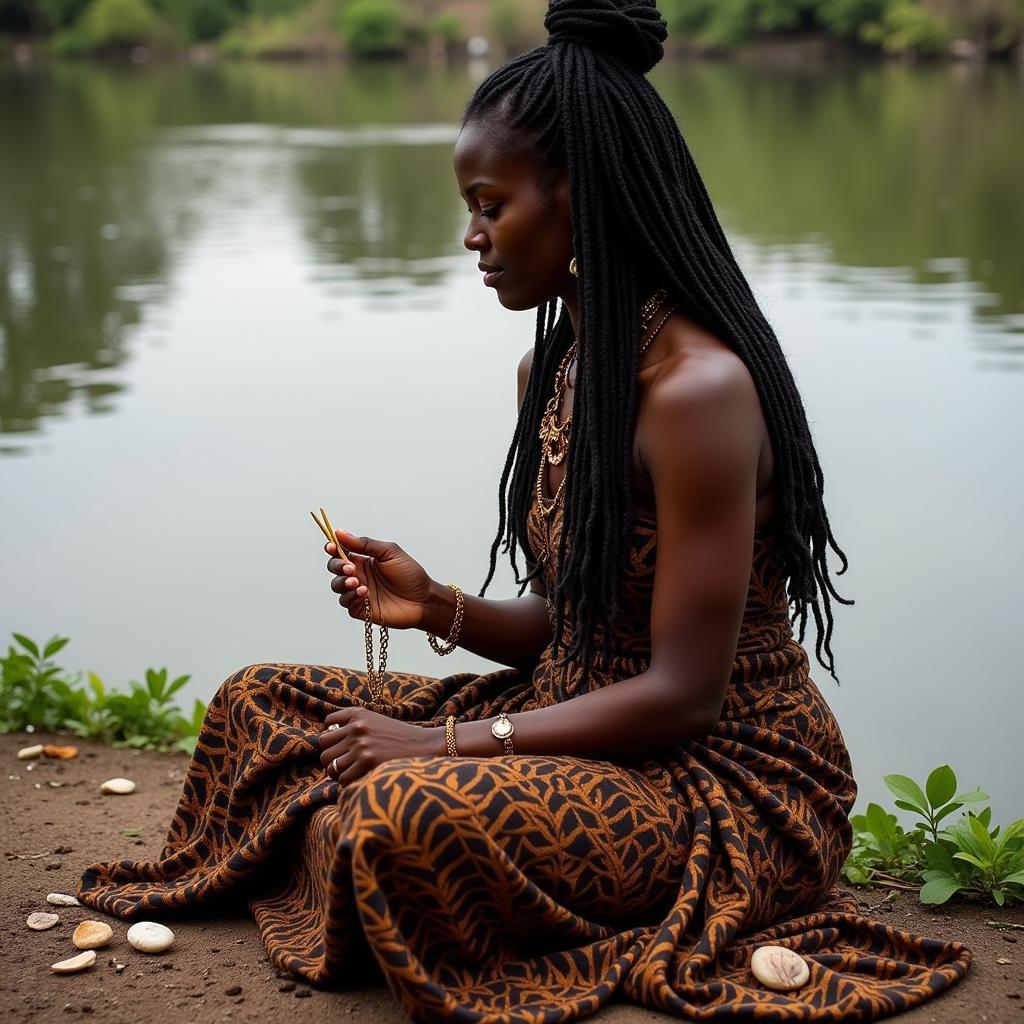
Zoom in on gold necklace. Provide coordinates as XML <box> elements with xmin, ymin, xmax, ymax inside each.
<box><xmin>534</xmin><ymin>289</ymin><xmax>670</xmax><ymax>523</ymax></box>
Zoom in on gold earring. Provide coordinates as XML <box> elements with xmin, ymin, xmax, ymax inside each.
<box><xmin>569</xmin><ymin>257</ymin><xmax>578</xmax><ymax>277</ymax></box>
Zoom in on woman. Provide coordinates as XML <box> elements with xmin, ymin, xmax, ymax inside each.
<box><xmin>80</xmin><ymin>1</ymin><xmax>971</xmax><ymax>1020</ymax></box>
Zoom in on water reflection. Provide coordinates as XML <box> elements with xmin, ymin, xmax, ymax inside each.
<box><xmin>652</xmin><ymin>61</ymin><xmax>1023</xmax><ymax>352</ymax></box>
<box><xmin>0</xmin><ymin>59</ymin><xmax>1021</xmax><ymax>449</ymax></box>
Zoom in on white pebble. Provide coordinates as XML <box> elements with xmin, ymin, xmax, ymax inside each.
<box><xmin>17</xmin><ymin>744</ymin><xmax>43</xmax><ymax>760</ymax></box>
<box><xmin>73</xmin><ymin>920</ymin><xmax>114</xmax><ymax>949</ymax></box>
<box><xmin>126</xmin><ymin>921</ymin><xmax>174</xmax><ymax>953</ymax></box>
<box><xmin>51</xmin><ymin>950</ymin><xmax>97</xmax><ymax>974</ymax></box>
<box><xmin>99</xmin><ymin>777</ymin><xmax>137</xmax><ymax>795</ymax></box>
<box><xmin>751</xmin><ymin>945</ymin><xmax>810</xmax><ymax>991</ymax></box>
<box><xmin>27</xmin><ymin>912</ymin><xmax>59</xmax><ymax>930</ymax></box>
<box><xmin>47</xmin><ymin>893</ymin><xmax>81</xmax><ymax>907</ymax></box>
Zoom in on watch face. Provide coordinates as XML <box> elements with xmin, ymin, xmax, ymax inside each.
<box><xmin>491</xmin><ymin>717</ymin><xmax>513</xmax><ymax>739</ymax></box>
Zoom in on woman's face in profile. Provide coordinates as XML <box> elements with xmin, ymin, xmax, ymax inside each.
<box><xmin>453</xmin><ymin>119</ymin><xmax>576</xmax><ymax>312</ymax></box>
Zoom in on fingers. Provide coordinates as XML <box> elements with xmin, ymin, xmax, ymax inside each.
<box><xmin>317</xmin><ymin>720</ymin><xmax>346</xmax><ymax>749</ymax></box>
<box><xmin>324</xmin><ymin>707</ymin><xmax>357</xmax><ymax>729</ymax></box>
<box><xmin>326</xmin><ymin>556</ymin><xmax>369</xmax><ymax>604</ymax></box>
<box><xmin>337</xmin><ymin>530</ymin><xmax>396</xmax><ymax>560</ymax></box>
<box><xmin>325</xmin><ymin>750</ymin><xmax>354</xmax><ymax>781</ymax></box>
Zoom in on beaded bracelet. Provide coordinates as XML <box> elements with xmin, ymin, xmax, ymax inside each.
<box><xmin>427</xmin><ymin>583</ymin><xmax>464</xmax><ymax>656</ymax></box>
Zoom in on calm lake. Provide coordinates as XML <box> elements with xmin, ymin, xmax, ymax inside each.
<box><xmin>1</xmin><ymin>59</ymin><xmax>1020</xmax><ymax>818</ymax></box>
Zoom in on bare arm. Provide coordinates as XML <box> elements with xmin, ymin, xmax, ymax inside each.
<box><xmin>443</xmin><ymin>345</ymin><xmax>764</xmax><ymax>760</ymax></box>
<box><xmin>420</xmin><ymin>347</ymin><xmax>553</xmax><ymax>671</ymax></box>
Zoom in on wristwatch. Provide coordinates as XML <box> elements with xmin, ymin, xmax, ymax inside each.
<box><xmin>491</xmin><ymin>712</ymin><xmax>515</xmax><ymax>755</ymax></box>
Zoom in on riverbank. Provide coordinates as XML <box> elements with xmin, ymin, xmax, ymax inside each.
<box><xmin>1</xmin><ymin>731</ymin><xmax>1021</xmax><ymax>1022</ymax></box>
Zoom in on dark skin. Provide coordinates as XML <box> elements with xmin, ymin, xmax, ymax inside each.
<box><xmin>316</xmin><ymin>118</ymin><xmax>776</xmax><ymax>786</ymax></box>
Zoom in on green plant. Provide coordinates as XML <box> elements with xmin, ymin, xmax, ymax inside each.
<box><xmin>92</xmin><ymin>667</ymin><xmax>193</xmax><ymax>750</ymax></box>
<box><xmin>340</xmin><ymin>0</ymin><xmax>405</xmax><ymax>57</ymax></box>
<box><xmin>1</xmin><ymin>632</ymin><xmax>204</xmax><ymax>754</ymax></box>
<box><xmin>861</xmin><ymin>0</ymin><xmax>951</xmax><ymax>53</ymax></box>
<box><xmin>80</xmin><ymin>0</ymin><xmax>161</xmax><ymax>47</ymax></box>
<box><xmin>843</xmin><ymin>764</ymin><xmax>1024</xmax><ymax>908</ymax></box>
<box><xmin>0</xmin><ymin>634</ymin><xmax>80</xmax><ymax>733</ymax></box>
<box><xmin>429</xmin><ymin>12</ymin><xmax>463</xmax><ymax>49</ymax></box>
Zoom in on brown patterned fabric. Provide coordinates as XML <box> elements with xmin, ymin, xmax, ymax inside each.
<box><xmin>79</xmin><ymin>499</ymin><xmax>971</xmax><ymax>1021</ymax></box>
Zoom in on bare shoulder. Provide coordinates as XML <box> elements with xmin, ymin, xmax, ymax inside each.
<box><xmin>517</xmin><ymin>346</ymin><xmax>535</xmax><ymax>410</ymax></box>
<box><xmin>639</xmin><ymin>315</ymin><xmax>764</xmax><ymax>468</ymax></box>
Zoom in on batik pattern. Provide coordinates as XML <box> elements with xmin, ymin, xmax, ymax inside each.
<box><xmin>80</xmin><ymin>501</ymin><xmax>971</xmax><ymax>1022</ymax></box>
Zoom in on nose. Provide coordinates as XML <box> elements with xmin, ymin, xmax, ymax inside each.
<box><xmin>464</xmin><ymin>221</ymin><xmax>487</xmax><ymax>253</ymax></box>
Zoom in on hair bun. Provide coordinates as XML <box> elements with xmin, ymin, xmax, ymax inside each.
<box><xmin>545</xmin><ymin>0</ymin><xmax>668</xmax><ymax>74</ymax></box>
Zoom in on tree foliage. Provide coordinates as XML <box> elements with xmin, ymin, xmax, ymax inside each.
<box><xmin>2</xmin><ymin>0</ymin><xmax>1022</xmax><ymax>58</ymax></box>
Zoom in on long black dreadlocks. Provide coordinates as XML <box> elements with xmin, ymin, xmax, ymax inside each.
<box><xmin>472</xmin><ymin>0</ymin><xmax>852</xmax><ymax>688</ymax></box>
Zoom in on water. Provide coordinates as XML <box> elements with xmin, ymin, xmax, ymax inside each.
<box><xmin>1</xmin><ymin>59</ymin><xmax>1020</xmax><ymax>819</ymax></box>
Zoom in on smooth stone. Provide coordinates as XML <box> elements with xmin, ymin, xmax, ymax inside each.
<box><xmin>751</xmin><ymin>945</ymin><xmax>810</xmax><ymax>991</ymax></box>
<box><xmin>73</xmin><ymin>920</ymin><xmax>114</xmax><ymax>950</ymax></box>
<box><xmin>47</xmin><ymin>893</ymin><xmax>81</xmax><ymax>907</ymax></box>
<box><xmin>27</xmin><ymin>912</ymin><xmax>60</xmax><ymax>930</ymax></box>
<box><xmin>126</xmin><ymin>921</ymin><xmax>174</xmax><ymax>953</ymax></box>
<box><xmin>42</xmin><ymin>744</ymin><xmax>79</xmax><ymax>759</ymax></box>
<box><xmin>51</xmin><ymin>950</ymin><xmax>97</xmax><ymax>974</ymax></box>
<box><xmin>99</xmin><ymin>777</ymin><xmax>136</xmax><ymax>795</ymax></box>
<box><xmin>17</xmin><ymin>744</ymin><xmax>43</xmax><ymax>760</ymax></box>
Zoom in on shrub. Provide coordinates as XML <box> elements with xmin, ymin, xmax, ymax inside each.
<box><xmin>80</xmin><ymin>0</ymin><xmax>161</xmax><ymax>47</ymax></box>
<box><xmin>1</xmin><ymin>632</ymin><xmax>203</xmax><ymax>754</ymax></box>
<box><xmin>429</xmin><ymin>12</ymin><xmax>464</xmax><ymax>49</ymax></box>
<box><xmin>843</xmin><ymin>764</ymin><xmax>1024</xmax><ymax>907</ymax></box>
<box><xmin>341</xmin><ymin>0</ymin><xmax>406</xmax><ymax>57</ymax></box>
<box><xmin>860</xmin><ymin>0</ymin><xmax>951</xmax><ymax>53</ymax></box>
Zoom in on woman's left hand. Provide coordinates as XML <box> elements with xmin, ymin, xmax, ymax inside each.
<box><xmin>317</xmin><ymin>706</ymin><xmax>443</xmax><ymax>785</ymax></box>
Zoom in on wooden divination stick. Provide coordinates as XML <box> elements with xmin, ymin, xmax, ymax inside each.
<box><xmin>310</xmin><ymin>507</ymin><xmax>387</xmax><ymax>705</ymax></box>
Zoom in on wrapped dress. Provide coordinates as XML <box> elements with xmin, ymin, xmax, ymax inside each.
<box><xmin>79</xmin><ymin>496</ymin><xmax>971</xmax><ymax>1021</ymax></box>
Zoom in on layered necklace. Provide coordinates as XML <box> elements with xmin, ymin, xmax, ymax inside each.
<box><xmin>534</xmin><ymin>290</ymin><xmax>674</xmax><ymax>553</ymax></box>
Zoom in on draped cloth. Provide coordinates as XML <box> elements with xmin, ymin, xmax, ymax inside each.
<box><xmin>80</xmin><ymin>498</ymin><xmax>970</xmax><ymax>1021</ymax></box>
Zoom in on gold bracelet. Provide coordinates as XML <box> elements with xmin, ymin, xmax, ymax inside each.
<box><xmin>427</xmin><ymin>583</ymin><xmax>464</xmax><ymax>656</ymax></box>
<box><xmin>444</xmin><ymin>714</ymin><xmax>458</xmax><ymax>756</ymax></box>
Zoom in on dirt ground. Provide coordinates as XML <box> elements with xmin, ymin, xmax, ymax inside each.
<box><xmin>1</xmin><ymin>732</ymin><xmax>1021</xmax><ymax>1024</ymax></box>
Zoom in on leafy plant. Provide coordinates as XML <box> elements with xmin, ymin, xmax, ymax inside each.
<box><xmin>843</xmin><ymin>764</ymin><xmax>1024</xmax><ymax>908</ymax></box>
<box><xmin>1</xmin><ymin>632</ymin><xmax>204</xmax><ymax>754</ymax></box>
<box><xmin>340</xmin><ymin>0</ymin><xmax>406</xmax><ymax>57</ymax></box>
<box><xmin>0</xmin><ymin>634</ymin><xmax>80</xmax><ymax>733</ymax></box>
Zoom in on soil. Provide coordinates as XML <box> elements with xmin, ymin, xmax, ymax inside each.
<box><xmin>1</xmin><ymin>732</ymin><xmax>1021</xmax><ymax>1024</ymax></box>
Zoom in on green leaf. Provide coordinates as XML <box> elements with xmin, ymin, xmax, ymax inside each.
<box><xmin>88</xmin><ymin>672</ymin><xmax>106</xmax><ymax>700</ymax></box>
<box><xmin>885</xmin><ymin>774</ymin><xmax>929</xmax><ymax>815</ymax></box>
<box><xmin>934</xmin><ymin>801</ymin><xmax>964</xmax><ymax>825</ymax></box>
<box><xmin>1002</xmin><ymin>870</ymin><xmax>1024</xmax><ymax>886</ymax></box>
<box><xmin>952</xmin><ymin>851</ymin><xmax>988</xmax><ymax>871</ymax></box>
<box><xmin>894</xmin><ymin>799</ymin><xmax>929</xmax><ymax>818</ymax></box>
<box><xmin>12</xmin><ymin>633</ymin><xmax>40</xmax><ymax>658</ymax></box>
<box><xmin>953</xmin><ymin>787</ymin><xmax>989</xmax><ymax>804</ymax></box>
<box><xmin>43</xmin><ymin>636</ymin><xmax>70</xmax><ymax>659</ymax></box>
<box><xmin>924</xmin><ymin>841</ymin><xmax>957</xmax><ymax>874</ymax></box>
<box><xmin>970</xmin><ymin>815</ymin><xmax>998</xmax><ymax>860</ymax></box>
<box><xmin>996</xmin><ymin>820</ymin><xmax>1024</xmax><ymax>849</ymax></box>
<box><xmin>978</xmin><ymin>807</ymin><xmax>993</xmax><ymax>828</ymax></box>
<box><xmin>926</xmin><ymin>766</ymin><xmax>957</xmax><ymax>809</ymax></box>
<box><xmin>166</xmin><ymin>674</ymin><xmax>190</xmax><ymax>700</ymax></box>
<box><xmin>920</xmin><ymin>875</ymin><xmax>962</xmax><ymax>905</ymax></box>
<box><xmin>993</xmin><ymin>889</ymin><xmax>1006</xmax><ymax>906</ymax></box>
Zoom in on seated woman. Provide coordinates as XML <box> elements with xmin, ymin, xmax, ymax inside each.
<box><xmin>80</xmin><ymin>1</ymin><xmax>971</xmax><ymax>1019</ymax></box>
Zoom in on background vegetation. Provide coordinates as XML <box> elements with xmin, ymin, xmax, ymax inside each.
<box><xmin>0</xmin><ymin>0</ymin><xmax>1021</xmax><ymax>59</ymax></box>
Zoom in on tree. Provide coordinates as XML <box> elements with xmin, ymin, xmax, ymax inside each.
<box><xmin>81</xmin><ymin>0</ymin><xmax>161</xmax><ymax>46</ymax></box>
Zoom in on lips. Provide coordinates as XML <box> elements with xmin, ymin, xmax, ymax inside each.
<box><xmin>478</xmin><ymin>261</ymin><xmax>504</xmax><ymax>287</ymax></box>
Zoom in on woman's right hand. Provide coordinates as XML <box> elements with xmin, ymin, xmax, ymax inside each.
<box><xmin>326</xmin><ymin>529</ymin><xmax>434</xmax><ymax>630</ymax></box>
